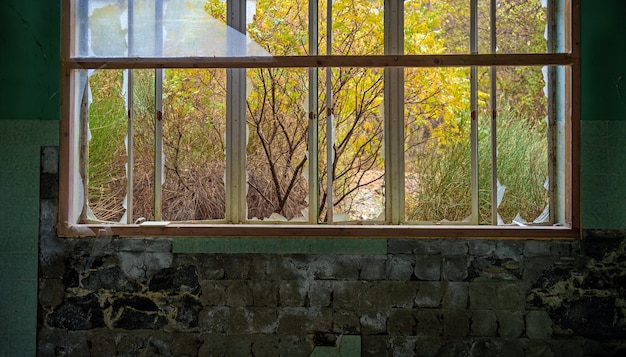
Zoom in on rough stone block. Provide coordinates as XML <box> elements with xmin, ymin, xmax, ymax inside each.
<box><xmin>469</xmin><ymin>282</ymin><xmax>498</xmax><ymax>310</ymax></box>
<box><xmin>308</xmin><ymin>281</ymin><xmax>332</xmax><ymax>307</ymax></box>
<box><xmin>277</xmin><ymin>335</ymin><xmax>314</xmax><ymax>357</ymax></box>
<box><xmin>332</xmin><ymin>281</ymin><xmax>367</xmax><ymax>309</ymax></box>
<box><xmin>442</xmin><ymin>310</ymin><xmax>469</xmax><ymax>337</ymax></box>
<box><xmin>361</xmin><ymin>335</ymin><xmax>389</xmax><ymax>356</ymax></box>
<box><xmin>498</xmin><ymin>339</ymin><xmax>527</xmax><ymax>357</ymax></box>
<box><xmin>221</xmin><ymin>255</ymin><xmax>253</xmax><ymax>280</ymax></box>
<box><xmin>526</xmin><ymin>310</ymin><xmax>554</xmax><ymax>339</ymax></box>
<box><xmin>415</xmin><ymin>282</ymin><xmax>442</xmax><ymax>308</ymax></box>
<box><xmin>331</xmin><ymin>255</ymin><xmax>361</xmax><ymax>280</ymax></box>
<box><xmin>415</xmin><ymin>336</ymin><xmax>445</xmax><ymax>357</ymax></box>
<box><xmin>469</xmin><ymin>310</ymin><xmax>498</xmax><ymax>336</ymax></box>
<box><xmin>225</xmin><ymin>280</ymin><xmax>253</xmax><ymax>307</ymax></box>
<box><xmin>359</xmin><ymin>313</ymin><xmax>388</xmax><ymax>335</ymax></box>
<box><xmin>497</xmin><ymin>283</ymin><xmax>526</xmax><ymax>310</ymax></box>
<box><xmin>199</xmin><ymin>306</ymin><xmax>228</xmax><ymax>333</ymax></box>
<box><xmin>251</xmin><ymin>280</ymin><xmax>279</xmax><ymax>307</ymax></box>
<box><xmin>279</xmin><ymin>280</ymin><xmax>308</xmax><ymax>307</ymax></box>
<box><xmin>388</xmin><ymin>336</ymin><xmax>417</xmax><ymax>355</ymax></box>
<box><xmin>149</xmin><ymin>265</ymin><xmax>199</xmax><ymax>293</ymax></box>
<box><xmin>248</xmin><ymin>307</ymin><xmax>279</xmax><ymax>333</ymax></box>
<box><xmin>277</xmin><ymin>307</ymin><xmax>332</xmax><ymax>334</ymax></box>
<box><xmin>495</xmin><ymin>241</ymin><xmax>524</xmax><ymax>257</ymax></box>
<box><xmin>468</xmin><ymin>240</ymin><xmax>497</xmax><ymax>255</ymax></box>
<box><xmin>224</xmin><ymin>307</ymin><xmax>252</xmax><ymax>334</ymax></box>
<box><xmin>497</xmin><ymin>310</ymin><xmax>525</xmax><ymax>338</ymax></box>
<box><xmin>387</xmin><ymin>255</ymin><xmax>415</xmax><ymax>281</ymax></box>
<box><xmin>526</xmin><ymin>341</ymin><xmax>554</xmax><ymax>357</ymax></box>
<box><xmin>441</xmin><ymin>240</ymin><xmax>469</xmax><ymax>255</ymax></box>
<box><xmin>199</xmin><ymin>281</ymin><xmax>227</xmax><ymax>306</ymax></box>
<box><xmin>117</xmin><ymin>251</ymin><xmax>173</xmax><ymax>281</ymax></box>
<box><xmin>359</xmin><ymin>255</ymin><xmax>387</xmax><ymax>280</ymax></box>
<box><xmin>333</xmin><ymin>309</ymin><xmax>361</xmax><ymax>334</ymax></box>
<box><xmin>116</xmin><ymin>238</ymin><xmax>172</xmax><ymax>253</ymax></box>
<box><xmin>169</xmin><ymin>333</ymin><xmax>203</xmax><ymax>357</ymax></box>
<box><xmin>387</xmin><ymin>309</ymin><xmax>416</xmax><ymax>335</ymax></box>
<box><xmin>442</xmin><ymin>282</ymin><xmax>468</xmax><ymax>309</ymax></box>
<box><xmin>38</xmin><ymin>277</ymin><xmax>64</xmax><ymax>308</ymax></box>
<box><xmin>415</xmin><ymin>309</ymin><xmax>442</xmax><ymax>336</ymax></box>
<box><xmin>524</xmin><ymin>241</ymin><xmax>552</xmax><ymax>257</ymax></box>
<box><xmin>442</xmin><ymin>255</ymin><xmax>469</xmax><ymax>281</ymax></box>
<box><xmin>268</xmin><ymin>256</ymin><xmax>307</xmax><ymax>280</ymax></box>
<box><xmin>250</xmin><ymin>334</ymin><xmax>280</xmax><ymax>356</ymax></box>
<box><xmin>550</xmin><ymin>241</ymin><xmax>573</xmax><ymax>256</ymax></box>
<box><xmin>414</xmin><ymin>255</ymin><xmax>441</xmax><ymax>281</ymax></box>
<box><xmin>387</xmin><ymin>281</ymin><xmax>419</xmax><ymax>309</ymax></box>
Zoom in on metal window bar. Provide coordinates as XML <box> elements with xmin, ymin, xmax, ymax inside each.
<box><xmin>154</xmin><ymin>0</ymin><xmax>164</xmax><ymax>221</ymax></box>
<box><xmin>126</xmin><ymin>0</ymin><xmax>135</xmax><ymax>224</ymax></box>
<box><xmin>308</xmin><ymin>0</ymin><xmax>319</xmax><ymax>223</ymax></box>
<box><xmin>325</xmin><ymin>0</ymin><xmax>334</xmax><ymax>223</ymax></box>
<box><xmin>547</xmin><ymin>0</ymin><xmax>557</xmax><ymax>224</ymax></box>
<box><xmin>384</xmin><ymin>0</ymin><xmax>404</xmax><ymax>224</ymax></box>
<box><xmin>226</xmin><ymin>0</ymin><xmax>248</xmax><ymax>223</ymax></box>
<box><xmin>78</xmin><ymin>0</ymin><xmax>89</xmax><ymax>223</ymax></box>
<box><xmin>490</xmin><ymin>0</ymin><xmax>498</xmax><ymax>224</ymax></box>
<box><xmin>470</xmin><ymin>0</ymin><xmax>479</xmax><ymax>224</ymax></box>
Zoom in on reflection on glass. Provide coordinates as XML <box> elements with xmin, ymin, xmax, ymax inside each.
<box><xmin>74</xmin><ymin>0</ymin><xmax>272</xmax><ymax>58</ymax></box>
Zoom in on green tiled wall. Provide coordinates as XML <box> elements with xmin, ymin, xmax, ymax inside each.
<box><xmin>173</xmin><ymin>238</ymin><xmax>387</xmax><ymax>254</ymax></box>
<box><xmin>581</xmin><ymin>120</ymin><xmax>626</xmax><ymax>229</ymax></box>
<box><xmin>0</xmin><ymin>120</ymin><xmax>58</xmax><ymax>356</ymax></box>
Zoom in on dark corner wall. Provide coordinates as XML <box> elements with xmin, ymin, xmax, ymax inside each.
<box><xmin>1</xmin><ymin>0</ymin><xmax>626</xmax><ymax>356</ymax></box>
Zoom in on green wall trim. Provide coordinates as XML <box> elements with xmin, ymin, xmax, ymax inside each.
<box><xmin>172</xmin><ymin>238</ymin><xmax>387</xmax><ymax>254</ymax></box>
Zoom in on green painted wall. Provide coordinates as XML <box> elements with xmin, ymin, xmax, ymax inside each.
<box><xmin>0</xmin><ymin>0</ymin><xmax>61</xmax><ymax>120</ymax></box>
<box><xmin>581</xmin><ymin>0</ymin><xmax>626</xmax><ymax>121</ymax></box>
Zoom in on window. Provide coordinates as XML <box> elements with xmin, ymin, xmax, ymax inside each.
<box><xmin>59</xmin><ymin>0</ymin><xmax>580</xmax><ymax>238</ymax></box>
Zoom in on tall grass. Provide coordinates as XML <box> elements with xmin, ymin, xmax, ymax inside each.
<box><xmin>406</xmin><ymin>107</ymin><xmax>548</xmax><ymax>224</ymax></box>
<box><xmin>86</xmin><ymin>71</ymin><xmax>548</xmax><ymax>224</ymax></box>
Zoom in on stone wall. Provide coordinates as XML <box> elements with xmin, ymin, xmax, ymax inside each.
<box><xmin>38</xmin><ymin>148</ymin><xmax>626</xmax><ymax>356</ymax></box>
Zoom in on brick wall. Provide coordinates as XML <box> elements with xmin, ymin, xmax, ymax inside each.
<box><xmin>38</xmin><ymin>148</ymin><xmax>626</xmax><ymax>356</ymax></box>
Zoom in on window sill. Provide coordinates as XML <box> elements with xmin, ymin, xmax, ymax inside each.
<box><xmin>57</xmin><ymin>222</ymin><xmax>580</xmax><ymax>239</ymax></box>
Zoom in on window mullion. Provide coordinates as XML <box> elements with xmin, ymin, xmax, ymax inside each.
<box><xmin>154</xmin><ymin>0</ymin><xmax>165</xmax><ymax>221</ymax></box>
<box><xmin>470</xmin><ymin>0</ymin><xmax>480</xmax><ymax>225</ymax></box>
<box><xmin>325</xmin><ymin>0</ymin><xmax>334</xmax><ymax>223</ymax></box>
<box><xmin>490</xmin><ymin>0</ymin><xmax>498</xmax><ymax>225</ymax></box>
<box><xmin>226</xmin><ymin>0</ymin><xmax>248</xmax><ymax>223</ymax></box>
<box><xmin>308</xmin><ymin>0</ymin><xmax>319</xmax><ymax>223</ymax></box>
<box><xmin>125</xmin><ymin>0</ymin><xmax>134</xmax><ymax>224</ymax></box>
<box><xmin>384</xmin><ymin>0</ymin><xmax>404</xmax><ymax>224</ymax></box>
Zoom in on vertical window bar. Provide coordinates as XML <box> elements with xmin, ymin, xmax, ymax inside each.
<box><xmin>470</xmin><ymin>0</ymin><xmax>479</xmax><ymax>224</ymax></box>
<box><xmin>78</xmin><ymin>0</ymin><xmax>90</xmax><ymax>222</ymax></box>
<box><xmin>154</xmin><ymin>0</ymin><xmax>164</xmax><ymax>221</ymax></box>
<box><xmin>308</xmin><ymin>0</ymin><xmax>320</xmax><ymax>223</ymax></box>
<box><xmin>384</xmin><ymin>0</ymin><xmax>404</xmax><ymax>224</ymax></box>
<box><xmin>490</xmin><ymin>0</ymin><xmax>498</xmax><ymax>224</ymax></box>
<box><xmin>226</xmin><ymin>0</ymin><xmax>247</xmax><ymax>223</ymax></box>
<box><xmin>547</xmin><ymin>0</ymin><xmax>557</xmax><ymax>224</ymax></box>
<box><xmin>325</xmin><ymin>0</ymin><xmax>334</xmax><ymax>223</ymax></box>
<box><xmin>126</xmin><ymin>0</ymin><xmax>134</xmax><ymax>224</ymax></box>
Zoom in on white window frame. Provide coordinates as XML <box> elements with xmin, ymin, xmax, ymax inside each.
<box><xmin>59</xmin><ymin>0</ymin><xmax>580</xmax><ymax>238</ymax></box>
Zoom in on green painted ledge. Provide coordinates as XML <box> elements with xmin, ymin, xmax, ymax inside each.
<box><xmin>172</xmin><ymin>238</ymin><xmax>387</xmax><ymax>254</ymax></box>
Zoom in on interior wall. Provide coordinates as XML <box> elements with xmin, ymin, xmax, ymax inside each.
<box><xmin>0</xmin><ymin>0</ymin><xmax>626</xmax><ymax>354</ymax></box>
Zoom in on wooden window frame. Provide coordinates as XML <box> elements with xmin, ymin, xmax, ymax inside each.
<box><xmin>58</xmin><ymin>0</ymin><xmax>580</xmax><ymax>239</ymax></box>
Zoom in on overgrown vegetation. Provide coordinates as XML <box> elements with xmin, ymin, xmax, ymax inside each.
<box><xmin>86</xmin><ymin>0</ymin><xmax>549</xmax><ymax>224</ymax></box>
